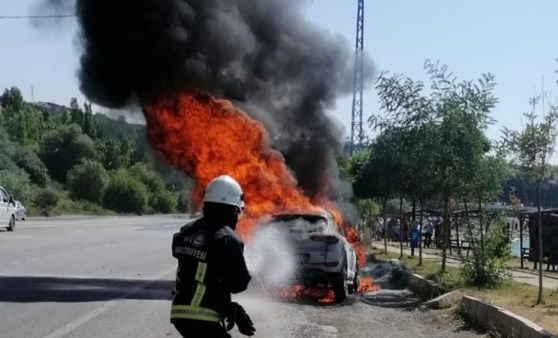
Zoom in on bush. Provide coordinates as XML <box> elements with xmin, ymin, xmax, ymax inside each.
<box><xmin>129</xmin><ymin>163</ymin><xmax>165</xmax><ymax>192</ymax></box>
<box><xmin>150</xmin><ymin>189</ymin><xmax>177</xmax><ymax>214</ymax></box>
<box><xmin>129</xmin><ymin>163</ymin><xmax>177</xmax><ymax>213</ymax></box>
<box><xmin>461</xmin><ymin>214</ymin><xmax>511</xmax><ymax>288</ymax></box>
<box><xmin>0</xmin><ymin>169</ymin><xmax>33</xmax><ymax>205</ymax></box>
<box><xmin>67</xmin><ymin>160</ymin><xmax>108</xmax><ymax>203</ymax></box>
<box><xmin>55</xmin><ymin>197</ymin><xmax>116</xmax><ymax>216</ymax></box>
<box><xmin>103</xmin><ymin>169</ymin><xmax>148</xmax><ymax>214</ymax></box>
<box><xmin>34</xmin><ymin>187</ymin><xmax>60</xmax><ymax>216</ymax></box>
<box><xmin>177</xmin><ymin>190</ymin><xmax>192</xmax><ymax>213</ymax></box>
<box><xmin>13</xmin><ymin>147</ymin><xmax>49</xmax><ymax>186</ymax></box>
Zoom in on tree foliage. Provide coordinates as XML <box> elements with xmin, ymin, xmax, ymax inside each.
<box><xmin>500</xmin><ymin>97</ymin><xmax>558</xmax><ymax>304</ymax></box>
<box><xmin>34</xmin><ymin>187</ymin><xmax>60</xmax><ymax>216</ymax></box>
<box><xmin>103</xmin><ymin>169</ymin><xmax>149</xmax><ymax>214</ymax></box>
<box><xmin>67</xmin><ymin>160</ymin><xmax>109</xmax><ymax>203</ymax></box>
<box><xmin>0</xmin><ymin>170</ymin><xmax>32</xmax><ymax>205</ymax></box>
<box><xmin>39</xmin><ymin>124</ymin><xmax>97</xmax><ymax>183</ymax></box>
<box><xmin>0</xmin><ymin>87</ymin><xmax>187</xmax><ymax>216</ymax></box>
<box><xmin>461</xmin><ymin>215</ymin><xmax>510</xmax><ymax>287</ymax></box>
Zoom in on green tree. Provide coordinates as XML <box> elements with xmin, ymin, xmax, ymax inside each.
<box><xmin>103</xmin><ymin>169</ymin><xmax>148</xmax><ymax>214</ymax></box>
<box><xmin>462</xmin><ymin>214</ymin><xmax>510</xmax><ymax>287</ymax></box>
<box><xmin>373</xmin><ymin>71</ymin><xmax>438</xmax><ymax>261</ymax></box>
<box><xmin>13</xmin><ymin>146</ymin><xmax>49</xmax><ymax>186</ymax></box>
<box><xmin>1</xmin><ymin>87</ymin><xmax>24</xmax><ymax>111</ymax></box>
<box><xmin>39</xmin><ymin>124</ymin><xmax>97</xmax><ymax>183</ymax></box>
<box><xmin>34</xmin><ymin>187</ymin><xmax>60</xmax><ymax>216</ymax></box>
<box><xmin>370</xmin><ymin>61</ymin><xmax>498</xmax><ymax>270</ymax></box>
<box><xmin>99</xmin><ymin>138</ymin><xmax>132</xmax><ymax>170</ymax></box>
<box><xmin>425</xmin><ymin>61</ymin><xmax>498</xmax><ymax>272</ymax></box>
<box><xmin>150</xmin><ymin>189</ymin><xmax>177</xmax><ymax>214</ymax></box>
<box><xmin>501</xmin><ymin>97</ymin><xmax>558</xmax><ymax>304</ymax></box>
<box><xmin>338</xmin><ymin>150</ymin><xmax>370</xmax><ymax>184</ymax></box>
<box><xmin>67</xmin><ymin>160</ymin><xmax>109</xmax><ymax>203</ymax></box>
<box><xmin>0</xmin><ymin>170</ymin><xmax>32</xmax><ymax>205</ymax></box>
<box><xmin>356</xmin><ymin>129</ymin><xmax>404</xmax><ymax>252</ymax></box>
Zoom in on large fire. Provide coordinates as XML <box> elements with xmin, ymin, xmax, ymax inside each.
<box><xmin>144</xmin><ymin>91</ymin><xmax>317</xmax><ymax>236</ymax></box>
<box><xmin>143</xmin><ymin>91</ymin><xmax>365</xmax><ymax>265</ymax></box>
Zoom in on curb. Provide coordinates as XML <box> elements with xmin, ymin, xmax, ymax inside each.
<box><xmin>406</xmin><ymin>272</ymin><xmax>443</xmax><ymax>301</ymax></box>
<box><xmin>394</xmin><ymin>260</ymin><xmax>557</xmax><ymax>337</ymax></box>
<box><xmin>461</xmin><ymin>296</ymin><xmax>557</xmax><ymax>338</ymax></box>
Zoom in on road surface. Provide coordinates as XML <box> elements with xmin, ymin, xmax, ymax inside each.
<box><xmin>0</xmin><ymin>216</ymin><xmax>484</xmax><ymax>338</ymax></box>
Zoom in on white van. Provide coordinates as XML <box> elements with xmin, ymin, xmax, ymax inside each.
<box><xmin>0</xmin><ymin>186</ymin><xmax>16</xmax><ymax>231</ymax></box>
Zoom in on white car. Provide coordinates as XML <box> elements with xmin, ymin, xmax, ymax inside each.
<box><xmin>267</xmin><ymin>212</ymin><xmax>359</xmax><ymax>302</ymax></box>
<box><xmin>14</xmin><ymin>200</ymin><xmax>26</xmax><ymax>221</ymax></box>
<box><xmin>0</xmin><ymin>186</ymin><xmax>16</xmax><ymax>231</ymax></box>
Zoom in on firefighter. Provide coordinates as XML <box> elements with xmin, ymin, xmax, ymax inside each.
<box><xmin>170</xmin><ymin>175</ymin><xmax>255</xmax><ymax>337</ymax></box>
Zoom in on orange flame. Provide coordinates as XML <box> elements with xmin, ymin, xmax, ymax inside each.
<box><xmin>273</xmin><ymin>285</ymin><xmax>335</xmax><ymax>304</ymax></box>
<box><xmin>358</xmin><ymin>277</ymin><xmax>379</xmax><ymax>293</ymax></box>
<box><xmin>345</xmin><ymin>227</ymin><xmax>365</xmax><ymax>267</ymax></box>
<box><xmin>142</xmin><ymin>90</ymin><xmax>364</xmax><ymax>255</ymax></box>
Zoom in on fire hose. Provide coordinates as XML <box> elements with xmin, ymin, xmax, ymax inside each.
<box><xmin>225</xmin><ymin>302</ymin><xmax>256</xmax><ymax>336</ymax></box>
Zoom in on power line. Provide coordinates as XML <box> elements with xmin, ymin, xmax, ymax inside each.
<box><xmin>0</xmin><ymin>14</ymin><xmax>75</xmax><ymax>20</ymax></box>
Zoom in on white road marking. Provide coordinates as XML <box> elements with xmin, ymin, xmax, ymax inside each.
<box><xmin>43</xmin><ymin>266</ymin><xmax>176</xmax><ymax>338</ymax></box>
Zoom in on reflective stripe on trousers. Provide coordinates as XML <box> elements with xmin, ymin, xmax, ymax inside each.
<box><xmin>171</xmin><ymin>305</ymin><xmax>221</xmax><ymax>322</ymax></box>
<box><xmin>171</xmin><ymin>262</ymin><xmax>220</xmax><ymax>322</ymax></box>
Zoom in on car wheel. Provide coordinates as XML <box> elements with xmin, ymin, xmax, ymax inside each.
<box><xmin>332</xmin><ymin>265</ymin><xmax>348</xmax><ymax>303</ymax></box>
<box><xmin>7</xmin><ymin>215</ymin><xmax>15</xmax><ymax>232</ymax></box>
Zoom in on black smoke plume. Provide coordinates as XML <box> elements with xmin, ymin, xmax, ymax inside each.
<box><xmin>39</xmin><ymin>0</ymin><xmax>375</xmax><ymax>201</ymax></box>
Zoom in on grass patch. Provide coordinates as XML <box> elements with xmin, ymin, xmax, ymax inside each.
<box><xmin>53</xmin><ymin>198</ymin><xmax>117</xmax><ymax>216</ymax></box>
<box><xmin>370</xmin><ymin>247</ymin><xmax>464</xmax><ymax>290</ymax></box>
<box><xmin>27</xmin><ymin>197</ymin><xmax>117</xmax><ymax>217</ymax></box>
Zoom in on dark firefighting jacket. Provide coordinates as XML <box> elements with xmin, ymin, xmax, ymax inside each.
<box><xmin>170</xmin><ymin>217</ymin><xmax>251</xmax><ymax>323</ymax></box>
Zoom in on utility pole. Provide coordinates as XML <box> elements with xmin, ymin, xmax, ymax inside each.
<box><xmin>350</xmin><ymin>0</ymin><xmax>365</xmax><ymax>155</ymax></box>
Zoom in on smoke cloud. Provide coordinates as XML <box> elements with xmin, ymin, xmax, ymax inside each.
<box><xmin>36</xmin><ymin>0</ymin><xmax>375</xmax><ymax>201</ymax></box>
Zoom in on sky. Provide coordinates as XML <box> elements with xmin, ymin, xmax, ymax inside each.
<box><xmin>1</xmin><ymin>0</ymin><xmax>558</xmax><ymax>143</ymax></box>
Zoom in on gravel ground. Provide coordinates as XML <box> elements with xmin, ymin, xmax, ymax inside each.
<box><xmin>229</xmin><ymin>289</ymin><xmax>488</xmax><ymax>338</ymax></box>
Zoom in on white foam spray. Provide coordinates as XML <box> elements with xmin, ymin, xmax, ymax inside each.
<box><xmin>244</xmin><ymin>224</ymin><xmax>296</xmax><ymax>289</ymax></box>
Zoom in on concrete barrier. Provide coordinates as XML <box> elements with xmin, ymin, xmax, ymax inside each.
<box><xmin>461</xmin><ymin>296</ymin><xmax>556</xmax><ymax>338</ymax></box>
<box><xmin>406</xmin><ymin>272</ymin><xmax>442</xmax><ymax>301</ymax></box>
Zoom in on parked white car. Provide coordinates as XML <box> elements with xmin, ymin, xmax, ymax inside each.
<box><xmin>266</xmin><ymin>211</ymin><xmax>359</xmax><ymax>302</ymax></box>
<box><xmin>14</xmin><ymin>200</ymin><xmax>26</xmax><ymax>221</ymax></box>
<box><xmin>0</xmin><ymin>186</ymin><xmax>16</xmax><ymax>231</ymax></box>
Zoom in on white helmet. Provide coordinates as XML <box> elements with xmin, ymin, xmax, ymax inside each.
<box><xmin>203</xmin><ymin>175</ymin><xmax>244</xmax><ymax>210</ymax></box>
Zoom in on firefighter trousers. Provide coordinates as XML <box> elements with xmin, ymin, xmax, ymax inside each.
<box><xmin>172</xmin><ymin>319</ymin><xmax>231</xmax><ymax>338</ymax></box>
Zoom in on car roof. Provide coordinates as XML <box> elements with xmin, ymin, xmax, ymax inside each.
<box><xmin>270</xmin><ymin>213</ymin><xmax>328</xmax><ymax>223</ymax></box>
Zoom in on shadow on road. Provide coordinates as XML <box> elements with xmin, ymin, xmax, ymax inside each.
<box><xmin>0</xmin><ymin>276</ymin><xmax>174</xmax><ymax>303</ymax></box>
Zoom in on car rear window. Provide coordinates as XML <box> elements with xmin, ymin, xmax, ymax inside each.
<box><xmin>269</xmin><ymin>214</ymin><xmax>328</xmax><ymax>233</ymax></box>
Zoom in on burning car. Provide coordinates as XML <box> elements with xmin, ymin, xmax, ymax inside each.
<box><xmin>265</xmin><ymin>212</ymin><xmax>359</xmax><ymax>302</ymax></box>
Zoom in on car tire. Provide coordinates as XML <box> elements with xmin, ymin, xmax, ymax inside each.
<box><xmin>7</xmin><ymin>215</ymin><xmax>15</xmax><ymax>232</ymax></box>
<box><xmin>332</xmin><ymin>265</ymin><xmax>348</xmax><ymax>303</ymax></box>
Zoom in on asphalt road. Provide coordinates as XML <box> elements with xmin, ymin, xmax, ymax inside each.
<box><xmin>0</xmin><ymin>216</ymin><xmax>485</xmax><ymax>338</ymax></box>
